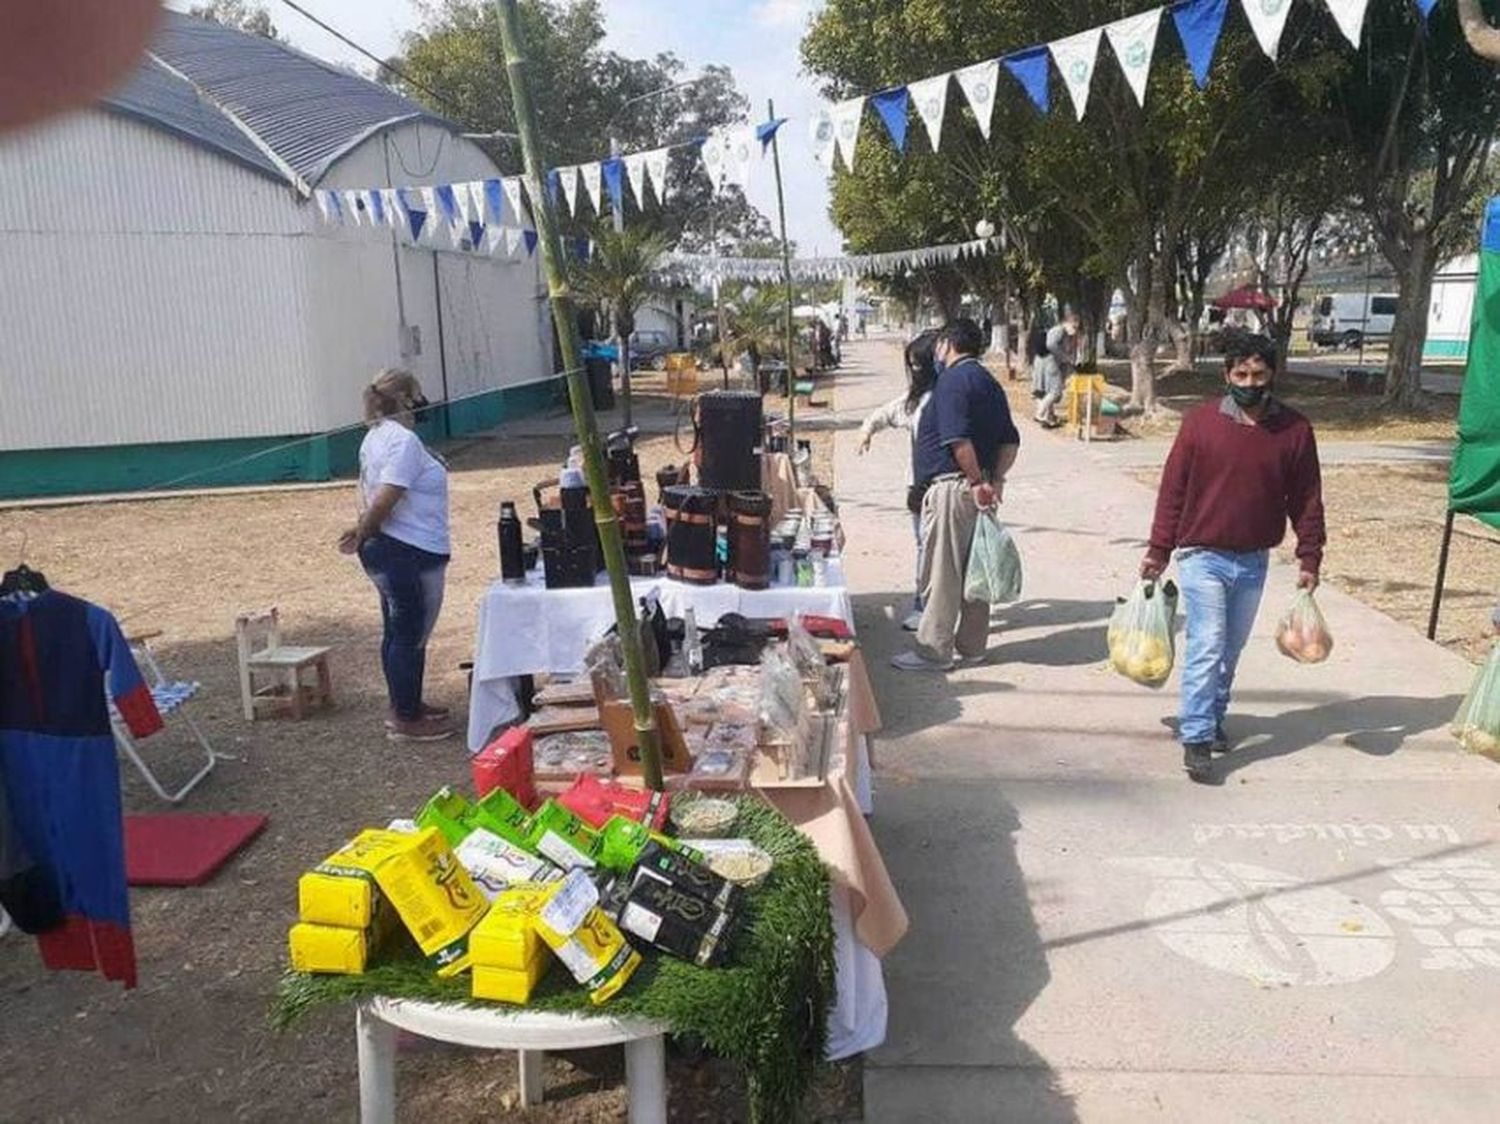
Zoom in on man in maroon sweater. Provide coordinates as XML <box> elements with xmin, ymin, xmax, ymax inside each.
<box><xmin>1141</xmin><ymin>335</ymin><xmax>1326</xmax><ymax>783</ymax></box>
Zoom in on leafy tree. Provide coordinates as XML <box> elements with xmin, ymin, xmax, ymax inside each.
<box><xmin>389</xmin><ymin>0</ymin><xmax>771</xmax><ymax>251</ymax></box>
<box><xmin>571</xmin><ymin>225</ymin><xmax>670</xmax><ymax>421</ymax></box>
<box><xmin>188</xmin><ymin>0</ymin><xmax>283</xmax><ymax>40</ymax></box>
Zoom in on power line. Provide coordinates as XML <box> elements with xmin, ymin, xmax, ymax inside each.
<box><xmin>272</xmin><ymin>0</ymin><xmax>468</xmax><ymax>122</ymax></box>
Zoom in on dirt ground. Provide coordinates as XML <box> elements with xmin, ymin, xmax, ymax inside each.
<box><xmin>0</xmin><ymin>376</ymin><xmax>851</xmax><ymax>1123</ymax></box>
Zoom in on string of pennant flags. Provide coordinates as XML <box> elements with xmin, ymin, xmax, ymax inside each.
<box><xmin>655</xmin><ymin>236</ymin><xmax>1003</xmax><ymax>285</ymax></box>
<box><xmin>314</xmin><ymin>0</ymin><xmax>1441</xmax><ymax>252</ymax></box>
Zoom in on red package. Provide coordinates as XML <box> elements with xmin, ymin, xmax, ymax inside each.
<box><xmin>797</xmin><ymin>614</ymin><xmax>854</xmax><ymax>640</ymax></box>
<box><xmin>557</xmin><ymin>774</ymin><xmax>669</xmax><ymax>831</ymax></box>
<box><xmin>472</xmin><ymin>725</ymin><xmax>538</xmax><ymax>809</ymax></box>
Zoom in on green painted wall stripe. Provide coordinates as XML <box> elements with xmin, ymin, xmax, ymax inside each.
<box><xmin>0</xmin><ymin>380</ymin><xmax>567</xmax><ymax>500</ymax></box>
<box><xmin>1423</xmin><ymin>339</ymin><xmax>1470</xmax><ymax>359</ymax></box>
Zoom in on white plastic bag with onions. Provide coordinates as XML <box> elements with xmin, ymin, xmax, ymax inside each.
<box><xmin>1275</xmin><ymin>590</ymin><xmax>1333</xmax><ymax>664</ymax></box>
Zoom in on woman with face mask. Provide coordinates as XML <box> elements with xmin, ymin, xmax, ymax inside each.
<box><xmin>858</xmin><ymin>330</ymin><xmax>941</xmax><ymax>630</ymax></box>
<box><xmin>339</xmin><ymin>369</ymin><xmax>454</xmax><ymax>741</ymax></box>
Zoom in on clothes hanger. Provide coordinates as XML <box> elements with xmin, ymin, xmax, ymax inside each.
<box><xmin>0</xmin><ymin>532</ymin><xmax>48</xmax><ymax>595</ymax></box>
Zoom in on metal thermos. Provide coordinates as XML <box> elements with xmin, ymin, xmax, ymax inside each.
<box><xmin>498</xmin><ymin>501</ymin><xmax>525</xmax><ymax>583</ymax></box>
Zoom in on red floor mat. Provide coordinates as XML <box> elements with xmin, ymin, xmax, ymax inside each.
<box><xmin>124</xmin><ymin>814</ymin><xmax>268</xmax><ymax>886</ymax></box>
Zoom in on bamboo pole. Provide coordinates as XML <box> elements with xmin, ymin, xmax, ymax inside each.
<box><xmin>768</xmin><ymin>99</ymin><xmax>797</xmax><ymax>450</ymax></box>
<box><xmin>495</xmin><ymin>0</ymin><xmax>664</xmax><ymax>790</ymax></box>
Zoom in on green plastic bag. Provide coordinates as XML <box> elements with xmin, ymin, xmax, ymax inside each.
<box><xmin>1108</xmin><ymin>580</ymin><xmax>1179</xmax><ymax>688</ymax></box>
<box><xmin>1452</xmin><ymin>644</ymin><xmax>1500</xmax><ymax>761</ymax></box>
<box><xmin>964</xmin><ymin>512</ymin><xmax>1023</xmax><ymax>605</ymax></box>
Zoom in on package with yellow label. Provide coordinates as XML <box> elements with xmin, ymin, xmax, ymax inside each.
<box><xmin>468</xmin><ymin>883</ymin><xmax>551</xmax><ymax>971</ymax></box>
<box><xmin>288</xmin><ymin>921</ymin><xmax>371</xmax><ymax>975</ymax></box>
<box><xmin>371</xmin><ymin>827</ymin><xmax>490</xmax><ymax>977</ymax></box>
<box><xmin>298</xmin><ymin>829</ymin><xmax>412</xmax><ymax>929</ymax></box>
<box><xmin>533</xmin><ymin>869</ymin><xmax>640</xmax><ymax>1005</ymax></box>
<box><xmin>472</xmin><ymin>960</ymin><xmax>551</xmax><ymax>1005</ymax></box>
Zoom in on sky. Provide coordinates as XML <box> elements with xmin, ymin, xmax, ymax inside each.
<box><xmin>174</xmin><ymin>0</ymin><xmax>841</xmax><ymax>253</ymax></box>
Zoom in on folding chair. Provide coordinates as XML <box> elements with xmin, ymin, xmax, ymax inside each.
<box><xmin>110</xmin><ymin>630</ymin><xmax>230</xmax><ymax>804</ymax></box>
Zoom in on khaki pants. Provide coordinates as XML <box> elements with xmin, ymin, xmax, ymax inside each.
<box><xmin>916</xmin><ymin>478</ymin><xmax>990</xmax><ymax>662</ymax></box>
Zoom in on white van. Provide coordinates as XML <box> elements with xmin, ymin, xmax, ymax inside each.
<box><xmin>1309</xmin><ymin>292</ymin><xmax>1398</xmax><ymax>348</ymax></box>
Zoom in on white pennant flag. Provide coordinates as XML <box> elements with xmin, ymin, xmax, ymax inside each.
<box><xmin>418</xmin><ymin>187</ymin><xmax>440</xmax><ymax>238</ymax></box>
<box><xmin>700</xmin><ymin>129</ymin><xmax>730</xmax><ymax>189</ymax></box>
<box><xmin>315</xmin><ymin>190</ymin><xmax>339</xmax><ymax>224</ymax></box>
<box><xmin>453</xmin><ymin>182</ymin><xmax>477</xmax><ymax>225</ymax></box>
<box><xmin>830</xmin><ymin>97</ymin><xmax>865</xmax><ymax>171</ymax></box>
<box><xmin>502</xmin><ymin>177</ymin><xmax>526</xmax><ymax>225</ymax></box>
<box><xmin>342</xmin><ymin>190</ymin><xmax>366</xmax><ymax>226</ymax></box>
<box><xmin>954</xmin><ymin>60</ymin><xmax>1000</xmax><ymax>141</ymax></box>
<box><xmin>809</xmin><ymin>109</ymin><xmax>838</xmax><ymax>168</ymax></box>
<box><xmin>556</xmin><ymin>166</ymin><xmax>580</xmax><ymax>216</ymax></box>
<box><xmin>580</xmin><ymin>162</ymin><xmax>604</xmax><ymax>215</ymax></box>
<box><xmin>1106</xmin><ymin>9</ymin><xmax>1162</xmax><ymax>107</ymax></box>
<box><xmin>505</xmin><ymin>227</ymin><xmax>524</xmax><ymax>256</ymax></box>
<box><xmin>644</xmin><ymin>147</ymin><xmax>672</xmax><ymax>203</ymax></box>
<box><xmin>484</xmin><ymin>227</ymin><xmax>505</xmax><ymax>256</ymax></box>
<box><xmin>624</xmin><ymin>152</ymin><xmax>650</xmax><ymax>207</ymax></box>
<box><xmin>720</xmin><ymin>126</ymin><xmax>759</xmax><ymax>190</ymax></box>
<box><xmin>907</xmin><ymin>73</ymin><xmax>950</xmax><ymax>151</ymax></box>
<box><xmin>1325</xmin><ymin>0</ymin><xmax>1370</xmax><ymax>49</ymax></box>
<box><xmin>380</xmin><ymin>188</ymin><xmax>401</xmax><ymax>229</ymax></box>
<box><xmin>1241</xmin><ymin>0</ymin><xmax>1294</xmax><ymax>59</ymax></box>
<box><xmin>1050</xmin><ymin>27</ymin><xmax>1103</xmax><ymax>120</ymax></box>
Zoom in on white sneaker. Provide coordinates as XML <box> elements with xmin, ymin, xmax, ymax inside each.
<box><xmin>901</xmin><ymin>611</ymin><xmax>922</xmax><ymax>632</ymax></box>
<box><xmin>891</xmin><ymin>649</ymin><xmax>955</xmax><ymax>673</ymax></box>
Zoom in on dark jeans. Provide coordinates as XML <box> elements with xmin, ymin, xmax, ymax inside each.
<box><xmin>358</xmin><ymin>533</ymin><xmax>449</xmax><ymax>720</ymax></box>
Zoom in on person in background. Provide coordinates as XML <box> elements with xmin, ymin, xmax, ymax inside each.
<box><xmin>1034</xmin><ymin>310</ymin><xmax>1080</xmax><ymax>428</ymax></box>
<box><xmin>894</xmin><ymin>318</ymin><xmax>1021</xmax><ymax>672</ymax></box>
<box><xmin>1141</xmin><ymin>334</ymin><xmax>1326</xmax><ymax>784</ymax></box>
<box><xmin>858</xmin><ymin>329</ymin><xmax>941</xmax><ymax>632</ymax></box>
<box><xmin>837</xmin><ymin>310</ymin><xmax>850</xmax><ymax>343</ymax></box>
<box><xmin>339</xmin><ymin>369</ymin><xmax>455</xmax><ymax>742</ymax></box>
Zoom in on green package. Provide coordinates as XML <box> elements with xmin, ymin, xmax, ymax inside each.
<box><xmin>524</xmin><ymin>800</ymin><xmax>604</xmax><ymax>870</ymax></box>
<box><xmin>598</xmin><ymin>816</ymin><xmax>704</xmax><ymax>874</ymax></box>
<box><xmin>417</xmin><ymin>786</ymin><xmax>532</xmax><ymax>850</ymax></box>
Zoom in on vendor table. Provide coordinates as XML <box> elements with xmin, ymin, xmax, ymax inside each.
<box><xmin>356</xmin><ymin>998</ymin><xmax>669</xmax><ymax>1123</ymax></box>
<box><xmin>466</xmin><ymin>561</ymin><xmax>853</xmax><ymax>751</ymax></box>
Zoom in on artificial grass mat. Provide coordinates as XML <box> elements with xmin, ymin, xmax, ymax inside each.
<box><xmin>271</xmin><ymin>795</ymin><xmax>835</xmax><ymax>1121</ymax></box>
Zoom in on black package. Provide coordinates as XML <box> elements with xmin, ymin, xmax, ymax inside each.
<box><xmin>620</xmin><ymin>876</ymin><xmax>737</xmax><ymax>967</ymax></box>
<box><xmin>631</xmin><ymin>841</ymin><xmax>744</xmax><ymax>914</ymax></box>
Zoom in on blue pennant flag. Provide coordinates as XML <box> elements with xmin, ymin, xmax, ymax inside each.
<box><xmin>469</xmin><ymin>221</ymin><xmax>485</xmax><ymax>249</ymax></box>
<box><xmin>1415</xmin><ymin>0</ymin><xmax>1438</xmax><ymax>15</ymax></box>
<box><xmin>602</xmin><ymin>158</ymin><xmax>626</xmax><ymax>214</ymax></box>
<box><xmin>524</xmin><ymin>230</ymin><xmax>538</xmax><ymax>256</ymax></box>
<box><xmin>756</xmin><ymin>117</ymin><xmax>788</xmax><ymax>150</ymax></box>
<box><xmin>435</xmin><ymin>183</ymin><xmax>460</xmax><ymax>226</ymax></box>
<box><xmin>368</xmin><ymin>189</ymin><xmax>385</xmax><ymax>226</ymax></box>
<box><xmin>483</xmin><ymin>178</ymin><xmax>505</xmax><ymax>224</ymax></box>
<box><xmin>871</xmin><ymin>88</ymin><xmax>910</xmax><ymax>153</ymax></box>
<box><xmin>1172</xmin><ymin>0</ymin><xmax>1229</xmax><ymax>90</ymax></box>
<box><xmin>546</xmin><ymin>169</ymin><xmax>562</xmax><ymax>208</ymax></box>
<box><xmin>574</xmin><ymin>236</ymin><xmax>592</xmax><ymax>261</ymax></box>
<box><xmin>397</xmin><ymin>188</ymin><xmax>426</xmax><ymax>241</ymax></box>
<box><xmin>1004</xmin><ymin>47</ymin><xmax>1051</xmax><ymax>114</ymax></box>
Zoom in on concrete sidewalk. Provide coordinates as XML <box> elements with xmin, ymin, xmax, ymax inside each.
<box><xmin>832</xmin><ymin>340</ymin><xmax>1500</xmax><ymax>1123</ymax></box>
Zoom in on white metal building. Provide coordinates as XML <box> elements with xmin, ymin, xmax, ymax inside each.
<box><xmin>0</xmin><ymin>12</ymin><xmax>555</xmax><ymax>498</ymax></box>
<box><xmin>1425</xmin><ymin>254</ymin><xmax>1478</xmax><ymax>364</ymax></box>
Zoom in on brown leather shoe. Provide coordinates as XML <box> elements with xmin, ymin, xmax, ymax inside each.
<box><xmin>385</xmin><ymin>703</ymin><xmax>451</xmax><ymax>730</ymax></box>
<box><xmin>387</xmin><ymin>716</ymin><xmax>455</xmax><ymax>742</ymax></box>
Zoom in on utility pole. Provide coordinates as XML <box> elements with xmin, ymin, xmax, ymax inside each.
<box><xmin>608</xmin><ymin>133</ymin><xmax>632</xmax><ymax>426</ymax></box>
<box><xmin>768</xmin><ymin>98</ymin><xmax>796</xmax><ymax>449</ymax></box>
<box><xmin>495</xmin><ymin>0</ymin><xmax>664</xmax><ymax>790</ymax></box>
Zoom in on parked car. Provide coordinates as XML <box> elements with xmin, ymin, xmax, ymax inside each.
<box><xmin>627</xmin><ymin>329</ymin><xmax>674</xmax><ymax>370</ymax></box>
<box><xmin>1309</xmin><ymin>292</ymin><xmax>1398</xmax><ymax>349</ymax></box>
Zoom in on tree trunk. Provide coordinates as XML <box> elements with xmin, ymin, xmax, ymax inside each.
<box><xmin>1127</xmin><ymin>262</ymin><xmax>1171</xmax><ymax>413</ymax></box>
<box><xmin>1384</xmin><ymin>232</ymin><xmax>1438</xmax><ymax>409</ymax></box>
<box><xmin>1458</xmin><ymin>0</ymin><xmax>1500</xmax><ymax>62</ymax></box>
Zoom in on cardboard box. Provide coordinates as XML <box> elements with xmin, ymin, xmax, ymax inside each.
<box><xmin>601</xmin><ymin>699</ymin><xmax>692</xmax><ymax>777</ymax></box>
<box><xmin>472</xmin><ymin>960</ymin><xmax>550</xmax><ymax>1005</ymax></box>
<box><xmin>368</xmin><ymin>827</ymin><xmax>489</xmax><ymax>978</ymax></box>
<box><xmin>288</xmin><ymin>922</ymin><xmax>369</xmax><ymax>975</ymax></box>
<box><xmin>469</xmin><ymin>884</ymin><xmax>551</xmax><ymax>971</ymax></box>
<box><xmin>472</xmin><ymin>726</ymin><xmax>538</xmax><ymax>809</ymax></box>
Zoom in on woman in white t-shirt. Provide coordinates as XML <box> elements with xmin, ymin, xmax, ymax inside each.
<box><xmin>338</xmin><ymin>369</ymin><xmax>453</xmax><ymax>741</ymax></box>
<box><xmin>856</xmin><ymin>329</ymin><xmax>939</xmax><ymax>631</ymax></box>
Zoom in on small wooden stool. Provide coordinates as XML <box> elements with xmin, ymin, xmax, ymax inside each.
<box><xmin>235</xmin><ymin>607</ymin><xmax>333</xmax><ymax>721</ymax></box>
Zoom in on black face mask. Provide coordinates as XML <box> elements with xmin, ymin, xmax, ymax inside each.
<box><xmin>1228</xmin><ymin>382</ymin><xmax>1269</xmax><ymax>408</ymax></box>
<box><xmin>410</xmin><ymin>395</ymin><xmax>429</xmax><ymax>411</ymax></box>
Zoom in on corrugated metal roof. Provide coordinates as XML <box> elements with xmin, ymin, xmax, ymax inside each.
<box><xmin>98</xmin><ymin>11</ymin><xmax>454</xmax><ymax>189</ymax></box>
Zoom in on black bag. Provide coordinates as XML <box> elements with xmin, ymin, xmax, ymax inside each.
<box><xmin>907</xmin><ymin>481</ymin><xmax>931</xmax><ymax>515</ymax></box>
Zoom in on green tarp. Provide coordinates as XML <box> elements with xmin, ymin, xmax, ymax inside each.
<box><xmin>1450</xmin><ymin>197</ymin><xmax>1500</xmax><ymax>530</ymax></box>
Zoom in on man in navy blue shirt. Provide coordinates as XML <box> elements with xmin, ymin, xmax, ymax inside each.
<box><xmin>895</xmin><ymin>318</ymin><xmax>1021</xmax><ymax>671</ymax></box>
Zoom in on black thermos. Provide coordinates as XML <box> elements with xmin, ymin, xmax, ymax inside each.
<box><xmin>498</xmin><ymin>501</ymin><xmax>525</xmax><ymax>583</ymax></box>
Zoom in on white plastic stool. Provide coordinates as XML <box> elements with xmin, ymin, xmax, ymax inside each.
<box><xmin>356</xmin><ymin>997</ymin><xmax>669</xmax><ymax>1123</ymax></box>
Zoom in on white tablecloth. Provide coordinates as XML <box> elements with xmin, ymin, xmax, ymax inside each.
<box><xmin>466</xmin><ymin>562</ymin><xmax>852</xmax><ymax>751</ymax></box>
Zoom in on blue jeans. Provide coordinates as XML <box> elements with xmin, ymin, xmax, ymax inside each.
<box><xmin>359</xmin><ymin>533</ymin><xmax>448</xmax><ymax>720</ymax></box>
<box><xmin>1177</xmin><ymin>548</ymin><xmax>1268</xmax><ymax>746</ymax></box>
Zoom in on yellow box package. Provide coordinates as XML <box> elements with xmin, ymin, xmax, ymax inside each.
<box><xmin>299</xmin><ymin>831</ymin><xmax>396</xmax><ymax>928</ymax></box>
<box><xmin>472</xmin><ymin>958</ymin><xmax>550</xmax><ymax>1005</ymax></box>
<box><xmin>288</xmin><ymin>922</ymin><xmax>369</xmax><ymax>975</ymax></box>
<box><xmin>533</xmin><ymin>870</ymin><xmax>640</xmax><ymax>1005</ymax></box>
<box><xmin>469</xmin><ymin>883</ymin><xmax>550</xmax><ymax>971</ymax></box>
